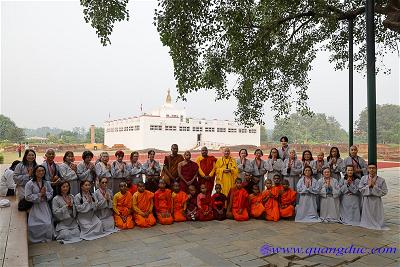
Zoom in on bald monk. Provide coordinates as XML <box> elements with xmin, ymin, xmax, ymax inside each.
<box><xmin>279</xmin><ymin>179</ymin><xmax>297</xmax><ymax>218</ymax></box>
<box><xmin>132</xmin><ymin>182</ymin><xmax>156</xmax><ymax>228</ymax></box>
<box><xmin>197</xmin><ymin>184</ymin><xmax>214</xmax><ymax>221</ymax></box>
<box><xmin>172</xmin><ymin>182</ymin><xmax>188</xmax><ymax>222</ymax></box>
<box><xmin>248</xmin><ymin>184</ymin><xmax>265</xmax><ymax>219</ymax></box>
<box><xmin>215</xmin><ymin>147</ymin><xmax>239</xmax><ymax>196</ymax></box>
<box><xmin>263</xmin><ymin>178</ymin><xmax>280</xmax><ymax>222</ymax></box>
<box><xmin>161</xmin><ymin>144</ymin><xmax>184</xmax><ymax>187</ymax></box>
<box><xmin>113</xmin><ymin>182</ymin><xmax>134</xmax><ymax>229</ymax></box>
<box><xmin>196</xmin><ymin>147</ymin><xmax>217</xmax><ymax>195</ymax></box>
<box><xmin>177</xmin><ymin>151</ymin><xmax>199</xmax><ymax>193</ymax></box>
<box><xmin>154</xmin><ymin>180</ymin><xmax>174</xmax><ymax>225</ymax></box>
<box><xmin>227</xmin><ymin>178</ymin><xmax>249</xmax><ymax>221</ymax></box>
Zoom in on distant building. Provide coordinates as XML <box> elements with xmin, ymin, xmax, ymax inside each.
<box><xmin>104</xmin><ymin>90</ymin><xmax>260</xmax><ymax>151</ymax></box>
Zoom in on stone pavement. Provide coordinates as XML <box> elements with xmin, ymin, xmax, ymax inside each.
<box><xmin>28</xmin><ymin>168</ymin><xmax>400</xmax><ymax>267</ymax></box>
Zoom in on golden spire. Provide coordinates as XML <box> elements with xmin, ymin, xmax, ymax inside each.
<box><xmin>166</xmin><ymin>89</ymin><xmax>172</xmax><ymax>104</ymax></box>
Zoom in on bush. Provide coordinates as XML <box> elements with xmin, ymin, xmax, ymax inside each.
<box><xmin>0</xmin><ymin>153</ymin><xmax>4</xmax><ymax>164</ymax></box>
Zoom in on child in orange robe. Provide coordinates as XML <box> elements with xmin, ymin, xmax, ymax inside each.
<box><xmin>186</xmin><ymin>185</ymin><xmax>199</xmax><ymax>221</ymax></box>
<box><xmin>249</xmin><ymin>184</ymin><xmax>265</xmax><ymax>219</ymax></box>
<box><xmin>154</xmin><ymin>180</ymin><xmax>174</xmax><ymax>225</ymax></box>
<box><xmin>172</xmin><ymin>182</ymin><xmax>188</xmax><ymax>222</ymax></box>
<box><xmin>113</xmin><ymin>181</ymin><xmax>134</xmax><ymax>229</ymax></box>
<box><xmin>132</xmin><ymin>182</ymin><xmax>156</xmax><ymax>228</ymax></box>
<box><xmin>211</xmin><ymin>184</ymin><xmax>227</xmax><ymax>220</ymax></box>
<box><xmin>227</xmin><ymin>178</ymin><xmax>249</xmax><ymax>221</ymax></box>
<box><xmin>263</xmin><ymin>178</ymin><xmax>280</xmax><ymax>222</ymax></box>
<box><xmin>280</xmin><ymin>179</ymin><xmax>297</xmax><ymax>218</ymax></box>
<box><xmin>197</xmin><ymin>184</ymin><xmax>214</xmax><ymax>221</ymax></box>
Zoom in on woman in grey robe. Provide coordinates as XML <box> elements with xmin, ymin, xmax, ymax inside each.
<box><xmin>52</xmin><ymin>181</ymin><xmax>81</xmax><ymax>244</ymax></box>
<box><xmin>13</xmin><ymin>149</ymin><xmax>37</xmax><ymax>200</ymax></box>
<box><xmin>94</xmin><ymin>177</ymin><xmax>117</xmax><ymax>233</ymax></box>
<box><xmin>95</xmin><ymin>152</ymin><xmax>112</xmax><ymax>190</ymax></box>
<box><xmin>358</xmin><ymin>163</ymin><xmax>388</xmax><ymax>230</ymax></box>
<box><xmin>74</xmin><ymin>180</ymin><xmax>111</xmax><ymax>240</ymax></box>
<box><xmin>236</xmin><ymin>148</ymin><xmax>254</xmax><ymax>193</ymax></box>
<box><xmin>25</xmin><ymin>165</ymin><xmax>54</xmax><ymax>243</ymax></box>
<box><xmin>265</xmin><ymin>148</ymin><xmax>284</xmax><ymax>180</ymax></box>
<box><xmin>111</xmin><ymin>150</ymin><xmax>128</xmax><ymax>194</ymax></box>
<box><xmin>326</xmin><ymin>147</ymin><xmax>343</xmax><ymax>181</ymax></box>
<box><xmin>59</xmin><ymin>151</ymin><xmax>79</xmax><ymax>195</ymax></box>
<box><xmin>339</xmin><ymin>165</ymin><xmax>361</xmax><ymax>226</ymax></box>
<box><xmin>343</xmin><ymin>145</ymin><xmax>367</xmax><ymax>179</ymax></box>
<box><xmin>295</xmin><ymin>166</ymin><xmax>321</xmax><ymax>222</ymax></box>
<box><xmin>126</xmin><ymin>151</ymin><xmax>143</xmax><ymax>185</ymax></box>
<box><xmin>310</xmin><ymin>152</ymin><xmax>327</xmax><ymax>181</ymax></box>
<box><xmin>251</xmin><ymin>149</ymin><xmax>269</xmax><ymax>190</ymax></box>
<box><xmin>77</xmin><ymin>150</ymin><xmax>96</xmax><ymax>186</ymax></box>
<box><xmin>142</xmin><ymin>150</ymin><xmax>161</xmax><ymax>192</ymax></box>
<box><xmin>283</xmin><ymin>149</ymin><xmax>302</xmax><ymax>191</ymax></box>
<box><xmin>318</xmin><ymin>167</ymin><xmax>340</xmax><ymax>223</ymax></box>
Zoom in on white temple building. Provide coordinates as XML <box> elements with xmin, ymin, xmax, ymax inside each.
<box><xmin>104</xmin><ymin>90</ymin><xmax>260</xmax><ymax>151</ymax></box>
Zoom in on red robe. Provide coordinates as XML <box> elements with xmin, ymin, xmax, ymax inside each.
<box><xmin>196</xmin><ymin>155</ymin><xmax>217</xmax><ymax>195</ymax></box>
<box><xmin>249</xmin><ymin>193</ymin><xmax>265</xmax><ymax>218</ymax></box>
<box><xmin>197</xmin><ymin>193</ymin><xmax>214</xmax><ymax>221</ymax></box>
<box><xmin>161</xmin><ymin>154</ymin><xmax>184</xmax><ymax>186</ymax></box>
<box><xmin>230</xmin><ymin>188</ymin><xmax>249</xmax><ymax>221</ymax></box>
<box><xmin>263</xmin><ymin>186</ymin><xmax>281</xmax><ymax>222</ymax></box>
<box><xmin>154</xmin><ymin>189</ymin><xmax>173</xmax><ymax>225</ymax></box>
<box><xmin>128</xmin><ymin>184</ymin><xmax>138</xmax><ymax>195</ymax></box>
<box><xmin>211</xmin><ymin>193</ymin><xmax>227</xmax><ymax>220</ymax></box>
<box><xmin>179</xmin><ymin>161</ymin><xmax>199</xmax><ymax>193</ymax></box>
<box><xmin>172</xmin><ymin>191</ymin><xmax>188</xmax><ymax>222</ymax></box>
<box><xmin>280</xmin><ymin>188</ymin><xmax>297</xmax><ymax>218</ymax></box>
<box><xmin>186</xmin><ymin>194</ymin><xmax>199</xmax><ymax>221</ymax></box>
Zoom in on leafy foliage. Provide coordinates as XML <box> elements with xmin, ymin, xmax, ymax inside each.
<box><xmin>0</xmin><ymin>115</ymin><xmax>25</xmax><ymax>142</ymax></box>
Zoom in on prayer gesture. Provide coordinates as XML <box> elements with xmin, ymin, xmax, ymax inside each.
<box><xmin>105</xmin><ymin>192</ymin><xmax>111</xmax><ymax>201</ymax></box>
<box><xmin>106</xmin><ymin>163</ymin><xmax>112</xmax><ymax>171</ymax></box>
<box><xmin>51</xmin><ymin>175</ymin><xmax>60</xmax><ymax>183</ymax></box>
<box><xmin>28</xmin><ymin>167</ymin><xmax>33</xmax><ymax>176</ymax></box>
<box><xmin>65</xmin><ymin>196</ymin><xmax>73</xmax><ymax>208</ymax></box>
<box><xmin>39</xmin><ymin>186</ymin><xmax>46</xmax><ymax>197</ymax></box>
<box><xmin>71</xmin><ymin>163</ymin><xmax>77</xmax><ymax>172</ymax></box>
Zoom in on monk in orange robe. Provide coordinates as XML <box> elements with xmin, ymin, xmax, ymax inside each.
<box><xmin>126</xmin><ymin>178</ymin><xmax>138</xmax><ymax>195</ymax></box>
<box><xmin>196</xmin><ymin>146</ymin><xmax>217</xmax><ymax>195</ymax></box>
<box><xmin>161</xmin><ymin>144</ymin><xmax>184</xmax><ymax>187</ymax></box>
<box><xmin>227</xmin><ymin>178</ymin><xmax>249</xmax><ymax>221</ymax></box>
<box><xmin>248</xmin><ymin>184</ymin><xmax>265</xmax><ymax>219</ymax></box>
<box><xmin>280</xmin><ymin>179</ymin><xmax>297</xmax><ymax>218</ymax></box>
<box><xmin>132</xmin><ymin>182</ymin><xmax>156</xmax><ymax>227</ymax></box>
<box><xmin>178</xmin><ymin>151</ymin><xmax>199</xmax><ymax>193</ymax></box>
<box><xmin>113</xmin><ymin>182</ymin><xmax>134</xmax><ymax>229</ymax></box>
<box><xmin>172</xmin><ymin>182</ymin><xmax>188</xmax><ymax>222</ymax></box>
<box><xmin>197</xmin><ymin>184</ymin><xmax>214</xmax><ymax>221</ymax></box>
<box><xmin>154</xmin><ymin>180</ymin><xmax>174</xmax><ymax>225</ymax></box>
<box><xmin>263</xmin><ymin>178</ymin><xmax>280</xmax><ymax>222</ymax></box>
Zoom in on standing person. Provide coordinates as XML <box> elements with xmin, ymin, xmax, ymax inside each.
<box><xmin>17</xmin><ymin>143</ymin><xmax>22</xmax><ymax>158</ymax></box>
<box><xmin>327</xmin><ymin>147</ymin><xmax>344</xmax><ymax>181</ymax></box>
<box><xmin>94</xmin><ymin>177</ymin><xmax>117</xmax><ymax>233</ymax></box>
<box><xmin>0</xmin><ymin>160</ymin><xmax>19</xmax><ymax>197</ymax></box>
<box><xmin>113</xmin><ymin>181</ymin><xmax>134</xmax><ymax>230</ymax></box>
<box><xmin>77</xmin><ymin>150</ymin><xmax>96</xmax><ymax>187</ymax></box>
<box><xmin>196</xmin><ymin>146</ymin><xmax>217</xmax><ymax>195</ymax></box>
<box><xmin>126</xmin><ymin>151</ymin><xmax>142</xmax><ymax>185</ymax></box>
<box><xmin>279</xmin><ymin>179</ymin><xmax>297</xmax><ymax>219</ymax></box>
<box><xmin>211</xmin><ymin>184</ymin><xmax>227</xmax><ymax>221</ymax></box>
<box><xmin>277</xmin><ymin>136</ymin><xmax>290</xmax><ymax>161</ymax></box>
<box><xmin>42</xmin><ymin>149</ymin><xmax>61</xmax><ymax>196</ymax></box>
<box><xmin>59</xmin><ymin>151</ymin><xmax>79</xmax><ymax>195</ymax></box>
<box><xmin>142</xmin><ymin>150</ymin><xmax>161</xmax><ymax>193</ymax></box>
<box><xmin>132</xmin><ymin>181</ymin><xmax>156</xmax><ymax>228</ymax></box>
<box><xmin>295</xmin><ymin>166</ymin><xmax>321</xmax><ymax>222</ymax></box>
<box><xmin>215</xmin><ymin>147</ymin><xmax>239</xmax><ymax>196</ymax></box>
<box><xmin>265</xmin><ymin>148</ymin><xmax>284</xmax><ymax>180</ymax></box>
<box><xmin>311</xmin><ymin>152</ymin><xmax>327</xmax><ymax>181</ymax></box>
<box><xmin>318</xmin><ymin>167</ymin><xmax>340</xmax><ymax>223</ymax></box>
<box><xmin>13</xmin><ymin>149</ymin><xmax>37</xmax><ymax>201</ymax></box>
<box><xmin>226</xmin><ymin>178</ymin><xmax>249</xmax><ymax>221</ymax></box>
<box><xmin>248</xmin><ymin>184</ymin><xmax>265</xmax><ymax>219</ymax></box>
<box><xmin>111</xmin><ymin>151</ymin><xmax>127</xmax><ymax>194</ymax></box>
<box><xmin>251</xmin><ymin>149</ymin><xmax>269</xmax><ymax>191</ymax></box>
<box><xmin>343</xmin><ymin>145</ymin><xmax>367</xmax><ymax>179</ymax></box>
<box><xmin>161</xmin><ymin>144</ymin><xmax>184</xmax><ymax>187</ymax></box>
<box><xmin>339</xmin><ymin>165</ymin><xmax>361</xmax><ymax>226</ymax></box>
<box><xmin>95</xmin><ymin>152</ymin><xmax>112</xmax><ymax>189</ymax></box>
<box><xmin>197</xmin><ymin>184</ymin><xmax>214</xmax><ymax>221</ymax></box>
<box><xmin>25</xmin><ymin>165</ymin><xmax>54</xmax><ymax>243</ymax></box>
<box><xmin>177</xmin><ymin>151</ymin><xmax>199</xmax><ymax>193</ymax></box>
<box><xmin>236</xmin><ymin>149</ymin><xmax>254</xmax><ymax>194</ymax></box>
<box><xmin>301</xmin><ymin>150</ymin><xmax>314</xmax><ymax>170</ymax></box>
<box><xmin>52</xmin><ymin>181</ymin><xmax>81</xmax><ymax>244</ymax></box>
<box><xmin>359</xmin><ymin>163</ymin><xmax>388</xmax><ymax>230</ymax></box>
<box><xmin>154</xmin><ymin>180</ymin><xmax>174</xmax><ymax>225</ymax></box>
<box><xmin>171</xmin><ymin>182</ymin><xmax>188</xmax><ymax>222</ymax></box>
<box><xmin>282</xmin><ymin>149</ymin><xmax>302</xmax><ymax>191</ymax></box>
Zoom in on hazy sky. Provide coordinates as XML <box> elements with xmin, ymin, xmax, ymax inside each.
<box><xmin>1</xmin><ymin>0</ymin><xmax>399</xmax><ymax>131</ymax></box>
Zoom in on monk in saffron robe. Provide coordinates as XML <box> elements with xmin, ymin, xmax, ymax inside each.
<box><xmin>172</xmin><ymin>182</ymin><xmax>187</xmax><ymax>222</ymax></box>
<box><xmin>215</xmin><ymin>147</ymin><xmax>239</xmax><ymax>196</ymax></box>
<box><xmin>126</xmin><ymin>178</ymin><xmax>138</xmax><ymax>195</ymax></box>
<box><xmin>280</xmin><ymin>179</ymin><xmax>297</xmax><ymax>218</ymax></box>
<box><xmin>249</xmin><ymin>184</ymin><xmax>265</xmax><ymax>219</ymax></box>
<box><xmin>227</xmin><ymin>178</ymin><xmax>249</xmax><ymax>221</ymax></box>
<box><xmin>154</xmin><ymin>180</ymin><xmax>173</xmax><ymax>225</ymax></box>
<box><xmin>197</xmin><ymin>184</ymin><xmax>214</xmax><ymax>221</ymax></box>
<box><xmin>196</xmin><ymin>147</ymin><xmax>217</xmax><ymax>195</ymax></box>
<box><xmin>132</xmin><ymin>182</ymin><xmax>156</xmax><ymax>227</ymax></box>
<box><xmin>177</xmin><ymin>151</ymin><xmax>199</xmax><ymax>193</ymax></box>
<box><xmin>186</xmin><ymin>185</ymin><xmax>199</xmax><ymax>221</ymax></box>
<box><xmin>113</xmin><ymin>182</ymin><xmax>134</xmax><ymax>229</ymax></box>
<box><xmin>161</xmin><ymin>144</ymin><xmax>184</xmax><ymax>187</ymax></box>
<box><xmin>212</xmin><ymin>184</ymin><xmax>227</xmax><ymax>220</ymax></box>
<box><xmin>263</xmin><ymin>178</ymin><xmax>280</xmax><ymax>222</ymax></box>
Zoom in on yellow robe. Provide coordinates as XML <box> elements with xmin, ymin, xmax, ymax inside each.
<box><xmin>215</xmin><ymin>156</ymin><xmax>238</xmax><ymax>196</ymax></box>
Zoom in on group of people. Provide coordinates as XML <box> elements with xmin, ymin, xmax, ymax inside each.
<box><xmin>1</xmin><ymin>136</ymin><xmax>388</xmax><ymax>244</ymax></box>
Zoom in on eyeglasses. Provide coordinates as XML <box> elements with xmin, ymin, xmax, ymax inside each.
<box><xmin>101</xmin><ymin>181</ymin><xmax>108</xmax><ymax>184</ymax></box>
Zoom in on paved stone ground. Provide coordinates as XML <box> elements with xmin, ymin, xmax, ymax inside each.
<box><xmin>28</xmin><ymin>168</ymin><xmax>400</xmax><ymax>267</ymax></box>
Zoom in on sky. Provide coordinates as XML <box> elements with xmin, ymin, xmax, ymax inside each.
<box><xmin>1</xmin><ymin>0</ymin><xmax>399</xmax><ymax>131</ymax></box>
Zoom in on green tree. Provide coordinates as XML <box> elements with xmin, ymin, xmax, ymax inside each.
<box><xmin>80</xmin><ymin>0</ymin><xmax>399</xmax><ymax>126</ymax></box>
<box><xmin>0</xmin><ymin>115</ymin><xmax>25</xmax><ymax>142</ymax></box>
<box><xmin>260</xmin><ymin>125</ymin><xmax>269</xmax><ymax>144</ymax></box>
<box><xmin>86</xmin><ymin>127</ymin><xmax>104</xmax><ymax>143</ymax></box>
<box><xmin>355</xmin><ymin>104</ymin><xmax>400</xmax><ymax>144</ymax></box>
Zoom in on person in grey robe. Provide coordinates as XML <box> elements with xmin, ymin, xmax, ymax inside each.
<box><xmin>310</xmin><ymin>152</ymin><xmax>328</xmax><ymax>181</ymax></box>
<box><xmin>77</xmin><ymin>150</ymin><xmax>96</xmax><ymax>186</ymax></box>
<box><xmin>326</xmin><ymin>147</ymin><xmax>344</xmax><ymax>181</ymax></box>
<box><xmin>111</xmin><ymin>150</ymin><xmax>127</xmax><ymax>194</ymax></box>
<box><xmin>318</xmin><ymin>167</ymin><xmax>340</xmax><ymax>223</ymax></box>
<box><xmin>277</xmin><ymin>136</ymin><xmax>290</xmax><ymax>161</ymax></box>
<box><xmin>251</xmin><ymin>149</ymin><xmax>269</xmax><ymax>190</ymax></box>
<box><xmin>265</xmin><ymin>148</ymin><xmax>284</xmax><ymax>180</ymax></box>
<box><xmin>13</xmin><ymin>149</ymin><xmax>37</xmax><ymax>200</ymax></box>
<box><xmin>25</xmin><ymin>165</ymin><xmax>54</xmax><ymax>243</ymax></box>
<box><xmin>358</xmin><ymin>163</ymin><xmax>389</xmax><ymax>230</ymax></box>
<box><xmin>282</xmin><ymin>149</ymin><xmax>302</xmax><ymax>191</ymax></box>
<box><xmin>236</xmin><ymin>149</ymin><xmax>254</xmax><ymax>193</ymax></box>
<box><xmin>74</xmin><ymin>180</ymin><xmax>111</xmax><ymax>240</ymax></box>
<box><xmin>142</xmin><ymin>150</ymin><xmax>162</xmax><ymax>192</ymax></box>
<box><xmin>41</xmin><ymin>149</ymin><xmax>61</xmax><ymax>195</ymax></box>
<box><xmin>295</xmin><ymin>166</ymin><xmax>321</xmax><ymax>223</ymax></box>
<box><xmin>339</xmin><ymin>165</ymin><xmax>361</xmax><ymax>226</ymax></box>
<box><xmin>343</xmin><ymin>145</ymin><xmax>367</xmax><ymax>179</ymax></box>
<box><xmin>0</xmin><ymin>160</ymin><xmax>19</xmax><ymax>197</ymax></box>
<box><xmin>126</xmin><ymin>151</ymin><xmax>143</xmax><ymax>185</ymax></box>
<box><xmin>95</xmin><ymin>152</ymin><xmax>112</xmax><ymax>190</ymax></box>
<box><xmin>94</xmin><ymin>177</ymin><xmax>118</xmax><ymax>233</ymax></box>
<box><xmin>52</xmin><ymin>181</ymin><xmax>81</xmax><ymax>244</ymax></box>
<box><xmin>59</xmin><ymin>151</ymin><xmax>79</xmax><ymax>195</ymax></box>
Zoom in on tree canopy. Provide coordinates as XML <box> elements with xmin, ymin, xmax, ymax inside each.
<box><xmin>0</xmin><ymin>115</ymin><xmax>25</xmax><ymax>142</ymax></box>
<box><xmin>80</xmin><ymin>0</ymin><xmax>399</xmax><ymax>125</ymax></box>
